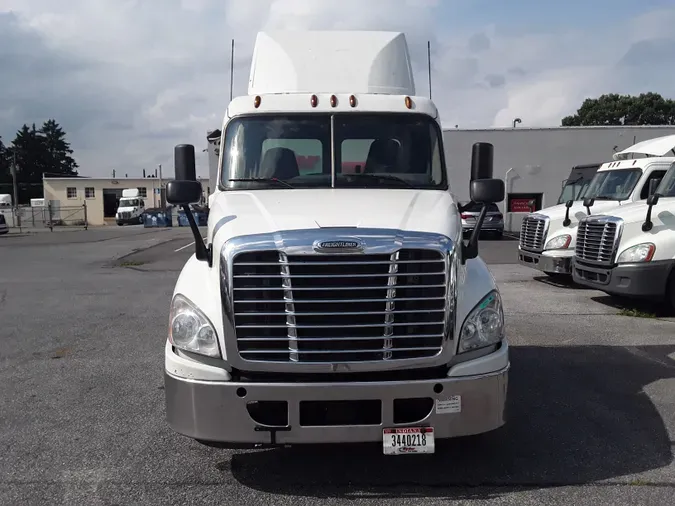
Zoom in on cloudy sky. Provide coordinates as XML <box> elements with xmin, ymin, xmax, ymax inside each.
<box><xmin>1</xmin><ymin>0</ymin><xmax>675</xmax><ymax>178</ymax></box>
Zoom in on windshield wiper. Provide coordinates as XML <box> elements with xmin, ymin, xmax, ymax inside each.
<box><xmin>343</xmin><ymin>173</ymin><xmax>415</xmax><ymax>188</ymax></box>
<box><xmin>229</xmin><ymin>178</ymin><xmax>295</xmax><ymax>189</ymax></box>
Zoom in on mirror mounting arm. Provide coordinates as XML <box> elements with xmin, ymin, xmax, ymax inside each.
<box><xmin>461</xmin><ymin>205</ymin><xmax>488</xmax><ymax>264</ymax></box>
<box><xmin>182</xmin><ymin>204</ymin><xmax>211</xmax><ymax>266</ymax></box>
<box><xmin>642</xmin><ymin>194</ymin><xmax>661</xmax><ymax>232</ymax></box>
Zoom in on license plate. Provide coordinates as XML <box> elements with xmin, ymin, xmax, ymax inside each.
<box><xmin>382</xmin><ymin>427</ymin><xmax>435</xmax><ymax>455</ymax></box>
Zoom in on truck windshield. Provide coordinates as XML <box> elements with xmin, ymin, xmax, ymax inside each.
<box><xmin>556</xmin><ymin>179</ymin><xmax>592</xmax><ymax>204</ymax></box>
<box><xmin>585</xmin><ymin>169</ymin><xmax>642</xmax><ymax>201</ymax></box>
<box><xmin>220</xmin><ymin>113</ymin><xmax>447</xmax><ymax>190</ymax></box>
<box><xmin>119</xmin><ymin>199</ymin><xmax>139</xmax><ymax>207</ymax></box>
<box><xmin>656</xmin><ymin>162</ymin><xmax>675</xmax><ymax>197</ymax></box>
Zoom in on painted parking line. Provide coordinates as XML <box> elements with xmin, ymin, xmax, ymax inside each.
<box><xmin>175</xmin><ymin>237</ymin><xmax>207</xmax><ymax>253</ymax></box>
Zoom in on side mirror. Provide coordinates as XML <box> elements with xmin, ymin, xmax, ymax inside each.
<box><xmin>166</xmin><ymin>180</ymin><xmax>202</xmax><ymax>205</ymax></box>
<box><xmin>463</xmin><ymin>142</ymin><xmax>498</xmax><ymax>263</ymax></box>
<box><xmin>469</xmin><ymin>178</ymin><xmax>505</xmax><ymax>203</ymax></box>
<box><xmin>471</xmin><ymin>142</ymin><xmax>494</xmax><ymax>181</ymax></box>
<box><xmin>648</xmin><ymin>178</ymin><xmax>662</xmax><ymax>197</ymax></box>
<box><xmin>583</xmin><ymin>197</ymin><xmax>595</xmax><ymax>215</ymax></box>
<box><xmin>562</xmin><ymin>199</ymin><xmax>574</xmax><ymax>227</ymax></box>
<box><xmin>642</xmin><ymin>193</ymin><xmax>661</xmax><ymax>232</ymax></box>
<box><xmin>169</xmin><ymin>143</ymin><xmax>211</xmax><ymax>265</ymax></box>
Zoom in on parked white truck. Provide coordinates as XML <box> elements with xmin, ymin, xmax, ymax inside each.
<box><xmin>518</xmin><ymin>135</ymin><xmax>675</xmax><ymax>277</ymax></box>
<box><xmin>115</xmin><ymin>188</ymin><xmax>145</xmax><ymax>225</ymax></box>
<box><xmin>572</xmin><ymin>158</ymin><xmax>675</xmax><ymax>311</ymax></box>
<box><xmin>162</xmin><ymin>31</ymin><xmax>508</xmax><ymax>454</ymax></box>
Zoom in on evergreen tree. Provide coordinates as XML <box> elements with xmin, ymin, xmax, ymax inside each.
<box><xmin>39</xmin><ymin>119</ymin><xmax>79</xmax><ymax>176</ymax></box>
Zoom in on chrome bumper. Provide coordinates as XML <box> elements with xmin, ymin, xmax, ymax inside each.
<box><xmin>518</xmin><ymin>248</ymin><xmax>573</xmax><ymax>274</ymax></box>
<box><xmin>165</xmin><ymin>363</ymin><xmax>509</xmax><ymax>446</ymax></box>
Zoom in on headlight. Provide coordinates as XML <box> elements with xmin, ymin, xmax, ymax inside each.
<box><xmin>168</xmin><ymin>294</ymin><xmax>220</xmax><ymax>357</ymax></box>
<box><xmin>545</xmin><ymin>234</ymin><xmax>571</xmax><ymax>250</ymax></box>
<box><xmin>458</xmin><ymin>290</ymin><xmax>504</xmax><ymax>354</ymax></box>
<box><xmin>617</xmin><ymin>243</ymin><xmax>655</xmax><ymax>264</ymax></box>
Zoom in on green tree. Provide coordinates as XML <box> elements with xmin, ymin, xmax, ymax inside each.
<box><xmin>0</xmin><ymin>136</ymin><xmax>8</xmax><ymax>177</ymax></box>
<box><xmin>562</xmin><ymin>92</ymin><xmax>675</xmax><ymax>126</ymax></box>
<box><xmin>39</xmin><ymin>119</ymin><xmax>78</xmax><ymax>176</ymax></box>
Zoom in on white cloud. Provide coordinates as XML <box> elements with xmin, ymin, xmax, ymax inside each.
<box><xmin>0</xmin><ymin>1</ymin><xmax>674</xmax><ymax>177</ymax></box>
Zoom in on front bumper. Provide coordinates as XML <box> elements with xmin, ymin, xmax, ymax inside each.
<box><xmin>572</xmin><ymin>259</ymin><xmax>673</xmax><ymax>299</ymax></box>
<box><xmin>462</xmin><ymin>222</ymin><xmax>504</xmax><ymax>233</ymax></box>
<box><xmin>165</xmin><ymin>348</ymin><xmax>509</xmax><ymax>446</ymax></box>
<box><xmin>518</xmin><ymin>247</ymin><xmax>573</xmax><ymax>274</ymax></box>
<box><xmin>116</xmin><ymin>215</ymin><xmax>142</xmax><ymax>225</ymax></box>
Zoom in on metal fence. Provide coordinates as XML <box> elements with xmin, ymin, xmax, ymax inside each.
<box><xmin>1</xmin><ymin>202</ymin><xmax>88</xmax><ymax>231</ymax></box>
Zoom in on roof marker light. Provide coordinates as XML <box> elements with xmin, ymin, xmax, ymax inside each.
<box><xmin>254</xmin><ymin>96</ymin><xmax>261</xmax><ymax>108</ymax></box>
<box><xmin>349</xmin><ymin>95</ymin><xmax>357</xmax><ymax>107</ymax></box>
<box><xmin>405</xmin><ymin>96</ymin><xmax>413</xmax><ymax>109</ymax></box>
<box><xmin>330</xmin><ymin>95</ymin><xmax>337</xmax><ymax>107</ymax></box>
<box><xmin>311</xmin><ymin>95</ymin><xmax>318</xmax><ymax>107</ymax></box>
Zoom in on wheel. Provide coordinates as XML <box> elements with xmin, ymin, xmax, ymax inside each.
<box><xmin>138</xmin><ymin>215</ymin><xmax>144</xmax><ymax>224</ymax></box>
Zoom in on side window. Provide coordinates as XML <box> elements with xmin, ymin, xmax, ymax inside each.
<box><xmin>261</xmin><ymin>139</ymin><xmax>322</xmax><ymax>176</ymax></box>
<box><xmin>640</xmin><ymin>170</ymin><xmax>666</xmax><ymax>199</ymax></box>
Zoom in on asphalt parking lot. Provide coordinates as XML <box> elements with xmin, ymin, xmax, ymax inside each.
<box><xmin>1</xmin><ymin>228</ymin><xmax>674</xmax><ymax>505</ymax></box>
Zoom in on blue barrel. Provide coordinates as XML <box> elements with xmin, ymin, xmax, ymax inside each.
<box><xmin>177</xmin><ymin>210</ymin><xmax>190</xmax><ymax>227</ymax></box>
<box><xmin>177</xmin><ymin>209</ymin><xmax>208</xmax><ymax>227</ymax></box>
<box><xmin>143</xmin><ymin>208</ymin><xmax>173</xmax><ymax>228</ymax></box>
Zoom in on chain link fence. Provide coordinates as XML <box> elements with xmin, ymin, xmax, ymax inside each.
<box><xmin>1</xmin><ymin>202</ymin><xmax>88</xmax><ymax>231</ymax></box>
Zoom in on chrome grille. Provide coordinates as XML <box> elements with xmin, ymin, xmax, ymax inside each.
<box><xmin>231</xmin><ymin>249</ymin><xmax>447</xmax><ymax>363</ymax></box>
<box><xmin>519</xmin><ymin>216</ymin><xmax>548</xmax><ymax>251</ymax></box>
<box><xmin>119</xmin><ymin>212</ymin><xmax>131</xmax><ymax>219</ymax></box>
<box><xmin>575</xmin><ymin>218</ymin><xmax>619</xmax><ymax>265</ymax></box>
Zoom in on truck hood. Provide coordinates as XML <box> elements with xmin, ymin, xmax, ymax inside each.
<box><xmin>535</xmin><ymin>200</ymin><xmax>628</xmax><ymax>222</ymax></box>
<box><xmin>208</xmin><ymin>189</ymin><xmax>460</xmax><ymax>246</ymax></box>
<box><xmin>590</xmin><ymin>197</ymin><xmax>675</xmax><ymax>225</ymax></box>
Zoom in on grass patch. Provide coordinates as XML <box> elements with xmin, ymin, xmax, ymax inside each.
<box><xmin>119</xmin><ymin>260</ymin><xmax>146</xmax><ymax>268</ymax></box>
<box><xmin>618</xmin><ymin>307</ymin><xmax>656</xmax><ymax>318</ymax></box>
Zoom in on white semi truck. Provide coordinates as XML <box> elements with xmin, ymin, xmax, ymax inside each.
<box><xmin>115</xmin><ymin>188</ymin><xmax>145</xmax><ymax>225</ymax></box>
<box><xmin>162</xmin><ymin>31</ymin><xmax>508</xmax><ymax>454</ymax></box>
<box><xmin>572</xmin><ymin>158</ymin><xmax>675</xmax><ymax>311</ymax></box>
<box><xmin>517</xmin><ymin>135</ymin><xmax>675</xmax><ymax>277</ymax></box>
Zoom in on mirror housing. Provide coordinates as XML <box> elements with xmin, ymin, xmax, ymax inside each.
<box><xmin>166</xmin><ymin>180</ymin><xmax>202</xmax><ymax>205</ymax></box>
<box><xmin>583</xmin><ymin>197</ymin><xmax>594</xmax><ymax>215</ymax></box>
<box><xmin>565</xmin><ymin>199</ymin><xmax>574</xmax><ymax>208</ymax></box>
<box><xmin>175</xmin><ymin>144</ymin><xmax>197</xmax><ymax>181</ymax></box>
<box><xmin>648</xmin><ymin>178</ymin><xmax>662</xmax><ymax>197</ymax></box>
<box><xmin>471</xmin><ymin>142</ymin><xmax>494</xmax><ymax>181</ymax></box>
<box><xmin>470</xmin><ymin>178</ymin><xmax>505</xmax><ymax>203</ymax></box>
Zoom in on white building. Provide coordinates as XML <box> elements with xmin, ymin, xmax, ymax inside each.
<box><xmin>43</xmin><ymin>176</ymin><xmax>210</xmax><ymax>226</ymax></box>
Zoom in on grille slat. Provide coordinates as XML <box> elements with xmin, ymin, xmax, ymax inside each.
<box><xmin>519</xmin><ymin>216</ymin><xmax>549</xmax><ymax>251</ymax></box>
<box><xmin>231</xmin><ymin>249</ymin><xmax>448</xmax><ymax>363</ymax></box>
<box><xmin>575</xmin><ymin>219</ymin><xmax>619</xmax><ymax>265</ymax></box>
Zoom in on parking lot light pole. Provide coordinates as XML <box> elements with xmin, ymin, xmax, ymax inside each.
<box><xmin>11</xmin><ymin>153</ymin><xmax>21</xmax><ymax>232</ymax></box>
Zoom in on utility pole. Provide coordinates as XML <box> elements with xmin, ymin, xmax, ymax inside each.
<box><xmin>158</xmin><ymin>164</ymin><xmax>164</xmax><ymax>208</ymax></box>
<box><xmin>427</xmin><ymin>40</ymin><xmax>432</xmax><ymax>100</ymax></box>
<box><xmin>11</xmin><ymin>152</ymin><xmax>21</xmax><ymax>231</ymax></box>
<box><xmin>229</xmin><ymin>39</ymin><xmax>235</xmax><ymax>102</ymax></box>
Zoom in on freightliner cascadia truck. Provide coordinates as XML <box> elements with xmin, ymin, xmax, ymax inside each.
<box><xmin>162</xmin><ymin>30</ymin><xmax>508</xmax><ymax>455</ymax></box>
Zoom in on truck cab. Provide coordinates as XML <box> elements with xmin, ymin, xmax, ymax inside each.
<box><xmin>115</xmin><ymin>188</ymin><xmax>145</xmax><ymax>225</ymax></box>
<box><xmin>517</xmin><ymin>135</ymin><xmax>674</xmax><ymax>277</ymax></box>
<box><xmin>162</xmin><ymin>31</ymin><xmax>508</xmax><ymax>454</ymax></box>
<box><xmin>572</xmin><ymin>158</ymin><xmax>675</xmax><ymax>311</ymax></box>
